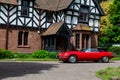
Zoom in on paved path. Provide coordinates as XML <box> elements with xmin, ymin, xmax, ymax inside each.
<box><xmin>0</xmin><ymin>61</ymin><xmax>120</xmax><ymax>80</ymax></box>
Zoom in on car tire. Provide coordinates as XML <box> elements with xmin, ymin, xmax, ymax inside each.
<box><xmin>68</xmin><ymin>55</ymin><xmax>77</xmax><ymax>63</ymax></box>
<box><xmin>101</xmin><ymin>56</ymin><xmax>109</xmax><ymax>63</ymax></box>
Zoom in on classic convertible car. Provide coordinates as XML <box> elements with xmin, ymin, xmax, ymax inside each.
<box><xmin>57</xmin><ymin>48</ymin><xmax>115</xmax><ymax>63</ymax></box>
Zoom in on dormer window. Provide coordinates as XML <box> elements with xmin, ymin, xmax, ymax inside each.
<box><xmin>79</xmin><ymin>5</ymin><xmax>89</xmax><ymax>23</ymax></box>
<box><xmin>21</xmin><ymin>0</ymin><xmax>29</xmax><ymax>16</ymax></box>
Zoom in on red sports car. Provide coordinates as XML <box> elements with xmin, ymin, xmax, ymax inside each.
<box><xmin>57</xmin><ymin>48</ymin><xmax>115</xmax><ymax>63</ymax></box>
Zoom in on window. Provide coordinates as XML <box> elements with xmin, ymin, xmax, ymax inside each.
<box><xmin>82</xmin><ymin>34</ymin><xmax>90</xmax><ymax>48</ymax></box>
<box><xmin>46</xmin><ymin>12</ymin><xmax>53</xmax><ymax>23</ymax></box>
<box><xmin>18</xmin><ymin>31</ymin><xmax>29</xmax><ymax>46</ymax></box>
<box><xmin>21</xmin><ymin>0</ymin><xmax>29</xmax><ymax>16</ymax></box>
<box><xmin>79</xmin><ymin>5</ymin><xmax>89</xmax><ymax>23</ymax></box>
<box><xmin>75</xmin><ymin>34</ymin><xmax>80</xmax><ymax>48</ymax></box>
<box><xmin>79</xmin><ymin>13</ymin><xmax>88</xmax><ymax>22</ymax></box>
<box><xmin>18</xmin><ymin>31</ymin><xmax>23</xmax><ymax>45</ymax></box>
<box><xmin>24</xmin><ymin>32</ymin><xmax>28</xmax><ymax>45</ymax></box>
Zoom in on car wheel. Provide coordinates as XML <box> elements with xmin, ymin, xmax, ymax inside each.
<box><xmin>68</xmin><ymin>55</ymin><xmax>77</xmax><ymax>63</ymax></box>
<box><xmin>101</xmin><ymin>56</ymin><xmax>109</xmax><ymax>63</ymax></box>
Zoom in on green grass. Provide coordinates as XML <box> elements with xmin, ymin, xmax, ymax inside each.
<box><xmin>112</xmin><ymin>55</ymin><xmax>120</xmax><ymax>60</ymax></box>
<box><xmin>0</xmin><ymin>58</ymin><xmax>58</xmax><ymax>62</ymax></box>
<box><xmin>96</xmin><ymin>67</ymin><xmax>120</xmax><ymax>80</ymax></box>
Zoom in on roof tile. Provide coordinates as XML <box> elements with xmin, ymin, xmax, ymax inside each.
<box><xmin>34</xmin><ymin>0</ymin><xmax>73</xmax><ymax>11</ymax></box>
<box><xmin>0</xmin><ymin>0</ymin><xmax>18</xmax><ymax>5</ymax></box>
<box><xmin>42</xmin><ymin>22</ymin><xmax>64</xmax><ymax>36</ymax></box>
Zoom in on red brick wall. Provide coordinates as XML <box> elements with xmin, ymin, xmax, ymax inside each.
<box><xmin>8</xmin><ymin>28</ymin><xmax>41</xmax><ymax>53</ymax></box>
<box><xmin>0</xmin><ymin>28</ymin><xmax>6</xmax><ymax>49</ymax></box>
<box><xmin>0</xmin><ymin>27</ymin><xmax>42</xmax><ymax>53</ymax></box>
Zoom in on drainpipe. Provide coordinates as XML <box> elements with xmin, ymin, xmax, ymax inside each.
<box><xmin>5</xmin><ymin>4</ymin><xmax>10</xmax><ymax>50</ymax></box>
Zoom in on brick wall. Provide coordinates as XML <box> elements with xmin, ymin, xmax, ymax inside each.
<box><xmin>0</xmin><ymin>27</ymin><xmax>42</xmax><ymax>53</ymax></box>
<box><xmin>0</xmin><ymin>28</ymin><xmax>6</xmax><ymax>49</ymax></box>
<box><xmin>8</xmin><ymin>28</ymin><xmax>42</xmax><ymax>53</ymax></box>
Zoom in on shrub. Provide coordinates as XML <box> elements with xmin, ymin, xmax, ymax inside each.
<box><xmin>49</xmin><ymin>52</ymin><xmax>59</xmax><ymax>59</ymax></box>
<box><xmin>0</xmin><ymin>49</ymin><xmax>14</xmax><ymax>59</ymax></box>
<box><xmin>32</xmin><ymin>50</ymin><xmax>59</xmax><ymax>59</ymax></box>
<box><xmin>32</xmin><ymin>50</ymin><xmax>50</xmax><ymax>58</ymax></box>
<box><xmin>13</xmin><ymin>53</ymin><xmax>32</xmax><ymax>58</ymax></box>
<box><xmin>108</xmin><ymin>46</ymin><xmax>120</xmax><ymax>55</ymax></box>
<box><xmin>0</xmin><ymin>49</ymin><xmax>59</xmax><ymax>59</ymax></box>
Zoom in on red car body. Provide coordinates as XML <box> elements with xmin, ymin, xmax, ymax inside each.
<box><xmin>57</xmin><ymin>48</ymin><xmax>115</xmax><ymax>63</ymax></box>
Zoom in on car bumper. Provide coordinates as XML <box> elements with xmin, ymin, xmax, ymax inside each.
<box><xmin>57</xmin><ymin>56</ymin><xmax>68</xmax><ymax>61</ymax></box>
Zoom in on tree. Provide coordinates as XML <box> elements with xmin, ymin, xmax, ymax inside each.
<box><xmin>99</xmin><ymin>0</ymin><xmax>120</xmax><ymax>44</ymax></box>
<box><xmin>109</xmin><ymin>0</ymin><xmax>120</xmax><ymax>26</ymax></box>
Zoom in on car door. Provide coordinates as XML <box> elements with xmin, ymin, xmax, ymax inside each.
<box><xmin>86</xmin><ymin>49</ymin><xmax>100</xmax><ymax>60</ymax></box>
<box><xmin>78</xmin><ymin>49</ymin><xmax>93</xmax><ymax>61</ymax></box>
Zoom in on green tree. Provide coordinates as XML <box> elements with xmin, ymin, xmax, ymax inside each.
<box><xmin>99</xmin><ymin>0</ymin><xmax>110</xmax><ymax>43</ymax></box>
<box><xmin>109</xmin><ymin>0</ymin><xmax>120</xmax><ymax>26</ymax></box>
<box><xmin>99</xmin><ymin>0</ymin><xmax>120</xmax><ymax>44</ymax></box>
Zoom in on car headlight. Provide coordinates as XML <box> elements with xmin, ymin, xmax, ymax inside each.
<box><xmin>64</xmin><ymin>53</ymin><xmax>68</xmax><ymax>57</ymax></box>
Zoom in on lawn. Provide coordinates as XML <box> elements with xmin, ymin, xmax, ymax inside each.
<box><xmin>111</xmin><ymin>55</ymin><xmax>120</xmax><ymax>60</ymax></box>
<box><xmin>96</xmin><ymin>67</ymin><xmax>120</xmax><ymax>80</ymax></box>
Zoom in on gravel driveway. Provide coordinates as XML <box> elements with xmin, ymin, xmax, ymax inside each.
<box><xmin>0</xmin><ymin>61</ymin><xmax>120</xmax><ymax>80</ymax></box>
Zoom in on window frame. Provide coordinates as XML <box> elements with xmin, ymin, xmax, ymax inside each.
<box><xmin>18</xmin><ymin>31</ymin><xmax>23</xmax><ymax>46</ymax></box>
<box><xmin>21</xmin><ymin>0</ymin><xmax>29</xmax><ymax>16</ymax></box>
<box><xmin>79</xmin><ymin>5</ymin><xmax>89</xmax><ymax>23</ymax></box>
<box><xmin>79</xmin><ymin>13</ymin><xmax>89</xmax><ymax>22</ymax></box>
<box><xmin>18</xmin><ymin>31</ymin><xmax>29</xmax><ymax>47</ymax></box>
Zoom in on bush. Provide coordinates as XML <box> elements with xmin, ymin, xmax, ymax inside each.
<box><xmin>32</xmin><ymin>50</ymin><xmax>59</xmax><ymax>59</ymax></box>
<box><xmin>0</xmin><ymin>49</ymin><xmax>14</xmax><ymax>59</ymax></box>
<box><xmin>32</xmin><ymin>50</ymin><xmax>50</xmax><ymax>58</ymax></box>
<box><xmin>13</xmin><ymin>53</ymin><xmax>32</xmax><ymax>58</ymax></box>
<box><xmin>49</xmin><ymin>52</ymin><xmax>59</xmax><ymax>59</ymax></box>
<box><xmin>0</xmin><ymin>49</ymin><xmax>59</xmax><ymax>60</ymax></box>
<box><xmin>108</xmin><ymin>46</ymin><xmax>120</xmax><ymax>55</ymax></box>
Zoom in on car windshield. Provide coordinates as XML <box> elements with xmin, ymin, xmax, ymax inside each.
<box><xmin>81</xmin><ymin>48</ymin><xmax>99</xmax><ymax>52</ymax></box>
<box><xmin>81</xmin><ymin>48</ymin><xmax>88</xmax><ymax>52</ymax></box>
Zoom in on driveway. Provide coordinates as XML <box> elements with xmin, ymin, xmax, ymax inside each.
<box><xmin>0</xmin><ymin>61</ymin><xmax>120</xmax><ymax>80</ymax></box>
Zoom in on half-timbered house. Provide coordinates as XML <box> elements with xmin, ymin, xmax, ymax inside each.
<box><xmin>0</xmin><ymin>0</ymin><xmax>104</xmax><ymax>53</ymax></box>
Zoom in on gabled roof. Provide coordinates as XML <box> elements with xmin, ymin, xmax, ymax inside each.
<box><xmin>42</xmin><ymin>22</ymin><xmax>64</xmax><ymax>36</ymax></box>
<box><xmin>34</xmin><ymin>0</ymin><xmax>73</xmax><ymax>11</ymax></box>
<box><xmin>42</xmin><ymin>22</ymin><xmax>72</xmax><ymax>36</ymax></box>
<box><xmin>0</xmin><ymin>0</ymin><xmax>73</xmax><ymax>11</ymax></box>
<box><xmin>0</xmin><ymin>0</ymin><xmax>18</xmax><ymax>5</ymax></box>
<box><xmin>0</xmin><ymin>0</ymin><xmax>104</xmax><ymax>15</ymax></box>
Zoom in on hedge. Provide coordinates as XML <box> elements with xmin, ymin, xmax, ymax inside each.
<box><xmin>108</xmin><ymin>46</ymin><xmax>120</xmax><ymax>55</ymax></box>
<box><xmin>0</xmin><ymin>49</ymin><xmax>59</xmax><ymax>59</ymax></box>
<box><xmin>32</xmin><ymin>50</ymin><xmax>59</xmax><ymax>59</ymax></box>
